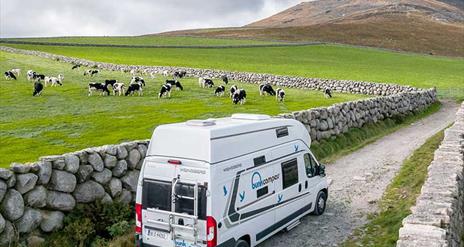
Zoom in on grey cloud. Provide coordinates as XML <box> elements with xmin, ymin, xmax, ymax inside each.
<box><xmin>0</xmin><ymin>0</ymin><xmax>301</xmax><ymax>38</ymax></box>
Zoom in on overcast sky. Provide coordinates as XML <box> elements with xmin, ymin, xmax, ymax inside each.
<box><xmin>0</xmin><ymin>0</ymin><xmax>303</xmax><ymax>38</ymax></box>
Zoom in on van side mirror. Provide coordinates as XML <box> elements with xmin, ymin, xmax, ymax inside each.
<box><xmin>318</xmin><ymin>164</ymin><xmax>326</xmax><ymax>177</ymax></box>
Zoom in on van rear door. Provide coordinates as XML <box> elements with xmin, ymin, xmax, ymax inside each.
<box><xmin>141</xmin><ymin>159</ymin><xmax>208</xmax><ymax>247</ymax></box>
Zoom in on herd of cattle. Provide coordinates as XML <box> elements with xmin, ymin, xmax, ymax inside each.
<box><xmin>4</xmin><ymin>66</ymin><xmax>334</xmax><ymax>104</ymax></box>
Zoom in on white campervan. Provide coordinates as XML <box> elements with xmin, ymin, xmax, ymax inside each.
<box><xmin>135</xmin><ymin>114</ymin><xmax>329</xmax><ymax>247</ymax></box>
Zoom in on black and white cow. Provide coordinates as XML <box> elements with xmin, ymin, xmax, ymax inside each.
<box><xmin>158</xmin><ymin>83</ymin><xmax>172</xmax><ymax>98</ymax></box>
<box><xmin>104</xmin><ymin>79</ymin><xmax>118</xmax><ymax>88</ymax></box>
<box><xmin>204</xmin><ymin>79</ymin><xmax>214</xmax><ymax>88</ymax></box>
<box><xmin>221</xmin><ymin>75</ymin><xmax>229</xmax><ymax>85</ymax></box>
<box><xmin>84</xmin><ymin>69</ymin><xmax>99</xmax><ymax>77</ymax></box>
<box><xmin>324</xmin><ymin>88</ymin><xmax>332</xmax><ymax>98</ymax></box>
<box><xmin>44</xmin><ymin>75</ymin><xmax>64</xmax><ymax>87</ymax></box>
<box><xmin>113</xmin><ymin>83</ymin><xmax>125</xmax><ymax>96</ymax></box>
<box><xmin>27</xmin><ymin>70</ymin><xmax>36</xmax><ymax>81</ymax></box>
<box><xmin>232</xmin><ymin>89</ymin><xmax>247</xmax><ymax>105</ymax></box>
<box><xmin>276</xmin><ymin>88</ymin><xmax>285</xmax><ymax>102</ymax></box>
<box><xmin>166</xmin><ymin>80</ymin><xmax>183</xmax><ymax>91</ymax></box>
<box><xmin>10</xmin><ymin>69</ymin><xmax>21</xmax><ymax>77</ymax></box>
<box><xmin>33</xmin><ymin>81</ymin><xmax>44</xmax><ymax>96</ymax></box>
<box><xmin>229</xmin><ymin>85</ymin><xmax>238</xmax><ymax>98</ymax></box>
<box><xmin>71</xmin><ymin>64</ymin><xmax>81</xmax><ymax>70</ymax></box>
<box><xmin>259</xmin><ymin>83</ymin><xmax>276</xmax><ymax>96</ymax></box>
<box><xmin>4</xmin><ymin>71</ymin><xmax>17</xmax><ymax>80</ymax></box>
<box><xmin>88</xmin><ymin>82</ymin><xmax>110</xmax><ymax>96</ymax></box>
<box><xmin>130</xmin><ymin>76</ymin><xmax>145</xmax><ymax>87</ymax></box>
<box><xmin>215</xmin><ymin>86</ymin><xmax>225</xmax><ymax>97</ymax></box>
<box><xmin>33</xmin><ymin>74</ymin><xmax>46</xmax><ymax>81</ymax></box>
<box><xmin>173</xmin><ymin>71</ymin><xmax>187</xmax><ymax>79</ymax></box>
<box><xmin>125</xmin><ymin>82</ymin><xmax>144</xmax><ymax>96</ymax></box>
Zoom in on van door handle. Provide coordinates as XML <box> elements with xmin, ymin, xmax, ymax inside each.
<box><xmin>298</xmin><ymin>184</ymin><xmax>302</xmax><ymax>192</ymax></box>
<box><xmin>305</xmin><ymin>181</ymin><xmax>308</xmax><ymax>189</ymax></box>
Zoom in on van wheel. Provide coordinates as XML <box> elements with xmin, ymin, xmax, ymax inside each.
<box><xmin>313</xmin><ymin>190</ymin><xmax>327</xmax><ymax>215</ymax></box>
<box><xmin>235</xmin><ymin>240</ymin><xmax>250</xmax><ymax>247</ymax></box>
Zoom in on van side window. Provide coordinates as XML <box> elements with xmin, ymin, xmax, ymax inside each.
<box><xmin>304</xmin><ymin>153</ymin><xmax>317</xmax><ymax>178</ymax></box>
<box><xmin>257</xmin><ymin>186</ymin><xmax>269</xmax><ymax>198</ymax></box>
<box><xmin>281</xmin><ymin>158</ymin><xmax>298</xmax><ymax>189</ymax></box>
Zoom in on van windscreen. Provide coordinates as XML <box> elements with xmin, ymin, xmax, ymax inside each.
<box><xmin>142</xmin><ymin>180</ymin><xmax>172</xmax><ymax>211</ymax></box>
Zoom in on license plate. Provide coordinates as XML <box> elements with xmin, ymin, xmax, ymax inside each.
<box><xmin>145</xmin><ymin>229</ymin><xmax>168</xmax><ymax>240</ymax></box>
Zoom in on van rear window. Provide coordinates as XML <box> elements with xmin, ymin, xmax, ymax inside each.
<box><xmin>142</xmin><ymin>180</ymin><xmax>172</xmax><ymax>211</ymax></box>
<box><xmin>175</xmin><ymin>183</ymin><xmax>207</xmax><ymax>220</ymax></box>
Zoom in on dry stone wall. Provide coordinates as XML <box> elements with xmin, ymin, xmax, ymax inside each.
<box><xmin>397</xmin><ymin>103</ymin><xmax>464</xmax><ymax>247</ymax></box>
<box><xmin>0</xmin><ymin>46</ymin><xmax>421</xmax><ymax>96</ymax></box>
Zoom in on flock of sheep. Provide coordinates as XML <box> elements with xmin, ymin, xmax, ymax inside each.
<box><xmin>4</xmin><ymin>66</ymin><xmax>333</xmax><ymax>104</ymax></box>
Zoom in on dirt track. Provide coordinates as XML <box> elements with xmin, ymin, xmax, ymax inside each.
<box><xmin>261</xmin><ymin>101</ymin><xmax>458</xmax><ymax>247</ymax></box>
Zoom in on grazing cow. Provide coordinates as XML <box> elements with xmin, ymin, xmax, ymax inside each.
<box><xmin>215</xmin><ymin>86</ymin><xmax>225</xmax><ymax>96</ymax></box>
<box><xmin>84</xmin><ymin>69</ymin><xmax>99</xmax><ymax>77</ymax></box>
<box><xmin>10</xmin><ymin>69</ymin><xmax>21</xmax><ymax>77</ymax></box>
<box><xmin>173</xmin><ymin>71</ymin><xmax>187</xmax><ymax>79</ymax></box>
<box><xmin>166</xmin><ymin>80</ymin><xmax>183</xmax><ymax>91</ymax></box>
<box><xmin>33</xmin><ymin>74</ymin><xmax>46</xmax><ymax>81</ymax></box>
<box><xmin>88</xmin><ymin>82</ymin><xmax>110</xmax><ymax>96</ymax></box>
<box><xmin>158</xmin><ymin>83</ymin><xmax>172</xmax><ymax>98</ymax></box>
<box><xmin>276</xmin><ymin>88</ymin><xmax>286</xmax><ymax>102</ymax></box>
<box><xmin>4</xmin><ymin>71</ymin><xmax>17</xmax><ymax>80</ymax></box>
<box><xmin>33</xmin><ymin>81</ymin><xmax>44</xmax><ymax>96</ymax></box>
<box><xmin>204</xmin><ymin>79</ymin><xmax>214</xmax><ymax>88</ymax></box>
<box><xmin>130</xmin><ymin>76</ymin><xmax>145</xmax><ymax>87</ymax></box>
<box><xmin>27</xmin><ymin>70</ymin><xmax>36</xmax><ymax>81</ymax></box>
<box><xmin>44</xmin><ymin>74</ymin><xmax>64</xmax><ymax>87</ymax></box>
<box><xmin>125</xmin><ymin>82</ymin><xmax>144</xmax><ymax>96</ymax></box>
<box><xmin>221</xmin><ymin>75</ymin><xmax>229</xmax><ymax>85</ymax></box>
<box><xmin>259</xmin><ymin>83</ymin><xmax>276</xmax><ymax>96</ymax></box>
<box><xmin>104</xmin><ymin>79</ymin><xmax>118</xmax><ymax>88</ymax></box>
<box><xmin>230</xmin><ymin>85</ymin><xmax>238</xmax><ymax>98</ymax></box>
<box><xmin>324</xmin><ymin>88</ymin><xmax>332</xmax><ymax>98</ymax></box>
<box><xmin>232</xmin><ymin>89</ymin><xmax>247</xmax><ymax>105</ymax></box>
<box><xmin>71</xmin><ymin>64</ymin><xmax>81</xmax><ymax>70</ymax></box>
<box><xmin>113</xmin><ymin>82</ymin><xmax>125</xmax><ymax>96</ymax></box>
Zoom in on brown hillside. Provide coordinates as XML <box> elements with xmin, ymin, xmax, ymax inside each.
<box><xmin>161</xmin><ymin>0</ymin><xmax>464</xmax><ymax>57</ymax></box>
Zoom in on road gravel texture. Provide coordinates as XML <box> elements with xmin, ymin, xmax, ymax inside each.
<box><xmin>261</xmin><ymin>101</ymin><xmax>458</xmax><ymax>247</ymax></box>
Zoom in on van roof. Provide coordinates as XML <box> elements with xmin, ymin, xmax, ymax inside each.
<box><xmin>147</xmin><ymin>114</ymin><xmax>311</xmax><ymax>164</ymax></box>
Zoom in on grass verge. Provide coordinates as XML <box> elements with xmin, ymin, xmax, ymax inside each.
<box><xmin>340</xmin><ymin>126</ymin><xmax>446</xmax><ymax>246</ymax></box>
<box><xmin>312</xmin><ymin>101</ymin><xmax>442</xmax><ymax>163</ymax></box>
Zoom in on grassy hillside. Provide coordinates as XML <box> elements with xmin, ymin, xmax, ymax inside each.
<box><xmin>1</xmin><ymin>36</ymin><xmax>281</xmax><ymax>46</ymax></box>
<box><xmin>0</xmin><ymin>51</ymin><xmax>366</xmax><ymax>167</ymax></box>
<box><xmin>3</xmin><ymin>43</ymin><xmax>464</xmax><ymax>99</ymax></box>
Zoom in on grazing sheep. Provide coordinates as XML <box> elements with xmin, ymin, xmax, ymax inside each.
<box><xmin>232</xmin><ymin>89</ymin><xmax>247</xmax><ymax>105</ymax></box>
<box><xmin>113</xmin><ymin>82</ymin><xmax>125</xmax><ymax>96</ymax></box>
<box><xmin>276</xmin><ymin>88</ymin><xmax>285</xmax><ymax>102</ymax></box>
<box><xmin>215</xmin><ymin>86</ymin><xmax>225</xmax><ymax>96</ymax></box>
<box><xmin>324</xmin><ymin>88</ymin><xmax>332</xmax><ymax>98</ymax></box>
<box><xmin>33</xmin><ymin>81</ymin><xmax>44</xmax><ymax>96</ymax></box>
<box><xmin>162</xmin><ymin>70</ymin><xmax>170</xmax><ymax>77</ymax></box>
<box><xmin>130</xmin><ymin>69</ymin><xmax>138</xmax><ymax>76</ymax></box>
<box><xmin>259</xmin><ymin>83</ymin><xmax>276</xmax><ymax>96</ymax></box>
<box><xmin>4</xmin><ymin>71</ymin><xmax>17</xmax><ymax>80</ymax></box>
<box><xmin>149</xmin><ymin>71</ymin><xmax>156</xmax><ymax>79</ymax></box>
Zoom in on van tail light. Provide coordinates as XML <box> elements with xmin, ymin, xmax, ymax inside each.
<box><xmin>135</xmin><ymin>203</ymin><xmax>142</xmax><ymax>234</ymax></box>
<box><xmin>168</xmin><ymin>159</ymin><xmax>182</xmax><ymax>165</ymax></box>
<box><xmin>206</xmin><ymin>216</ymin><xmax>217</xmax><ymax>247</ymax></box>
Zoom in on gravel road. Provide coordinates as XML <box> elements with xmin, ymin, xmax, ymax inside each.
<box><xmin>260</xmin><ymin>101</ymin><xmax>458</xmax><ymax>247</ymax></box>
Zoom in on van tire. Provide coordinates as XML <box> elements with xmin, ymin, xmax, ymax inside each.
<box><xmin>312</xmin><ymin>190</ymin><xmax>327</xmax><ymax>215</ymax></box>
<box><xmin>235</xmin><ymin>240</ymin><xmax>250</xmax><ymax>247</ymax></box>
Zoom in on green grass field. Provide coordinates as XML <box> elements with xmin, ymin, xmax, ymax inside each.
<box><xmin>2</xmin><ymin>42</ymin><xmax>463</xmax><ymax>99</ymax></box>
<box><xmin>0</xmin><ymin>51</ymin><xmax>366</xmax><ymax>167</ymax></box>
<box><xmin>1</xmin><ymin>36</ymin><xmax>281</xmax><ymax>46</ymax></box>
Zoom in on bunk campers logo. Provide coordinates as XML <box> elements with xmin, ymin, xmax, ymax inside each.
<box><xmin>251</xmin><ymin>172</ymin><xmax>280</xmax><ymax>190</ymax></box>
